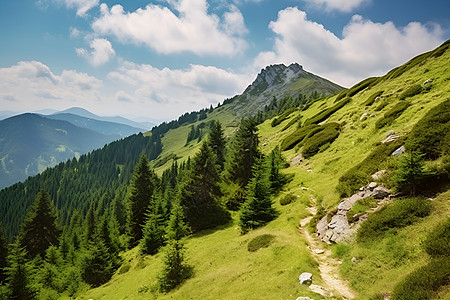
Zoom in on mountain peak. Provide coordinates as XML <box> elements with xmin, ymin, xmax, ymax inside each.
<box><xmin>253</xmin><ymin>63</ymin><xmax>305</xmax><ymax>87</ymax></box>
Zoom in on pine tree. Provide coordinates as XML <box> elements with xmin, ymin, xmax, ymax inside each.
<box><xmin>0</xmin><ymin>222</ymin><xmax>8</xmax><ymax>283</ymax></box>
<box><xmin>17</xmin><ymin>190</ymin><xmax>61</xmax><ymax>258</ymax></box>
<box><xmin>207</xmin><ymin>120</ymin><xmax>226</xmax><ymax>171</ymax></box>
<box><xmin>394</xmin><ymin>151</ymin><xmax>426</xmax><ymax>196</ymax></box>
<box><xmin>79</xmin><ymin>236</ymin><xmax>114</xmax><ymax>287</ymax></box>
<box><xmin>268</xmin><ymin>146</ymin><xmax>290</xmax><ymax>192</ymax></box>
<box><xmin>178</xmin><ymin>142</ymin><xmax>230</xmax><ymax>232</ymax></box>
<box><xmin>6</xmin><ymin>243</ymin><xmax>34</xmax><ymax>299</ymax></box>
<box><xmin>127</xmin><ymin>154</ymin><xmax>158</xmax><ymax>247</ymax></box>
<box><xmin>239</xmin><ymin>159</ymin><xmax>277</xmax><ymax>233</ymax></box>
<box><xmin>226</xmin><ymin>117</ymin><xmax>261</xmax><ymax>188</ymax></box>
<box><xmin>140</xmin><ymin>198</ymin><xmax>166</xmax><ymax>255</ymax></box>
<box><xmin>158</xmin><ymin>204</ymin><xmax>192</xmax><ymax>292</ymax></box>
<box><xmin>83</xmin><ymin>203</ymin><xmax>96</xmax><ymax>244</ymax></box>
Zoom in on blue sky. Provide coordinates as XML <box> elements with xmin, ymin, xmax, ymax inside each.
<box><xmin>0</xmin><ymin>0</ymin><xmax>449</xmax><ymax>121</ymax></box>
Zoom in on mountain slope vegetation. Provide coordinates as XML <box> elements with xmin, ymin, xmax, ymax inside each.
<box><xmin>0</xmin><ymin>41</ymin><xmax>449</xmax><ymax>299</ymax></box>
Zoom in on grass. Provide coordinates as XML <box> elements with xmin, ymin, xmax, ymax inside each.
<box><xmin>75</xmin><ymin>41</ymin><xmax>450</xmax><ymax>300</ymax></box>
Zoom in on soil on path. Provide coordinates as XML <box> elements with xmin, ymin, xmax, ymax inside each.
<box><xmin>298</xmin><ymin>197</ymin><xmax>356</xmax><ymax>300</ymax></box>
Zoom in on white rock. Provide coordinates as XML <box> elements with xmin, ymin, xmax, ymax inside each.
<box><xmin>368</xmin><ymin>182</ymin><xmax>378</xmax><ymax>189</ymax></box>
<box><xmin>309</xmin><ymin>284</ymin><xmax>332</xmax><ymax>297</ymax></box>
<box><xmin>299</xmin><ymin>272</ymin><xmax>313</xmax><ymax>285</ymax></box>
<box><xmin>296</xmin><ymin>297</ymin><xmax>312</xmax><ymax>300</ymax></box>
<box><xmin>314</xmin><ymin>249</ymin><xmax>325</xmax><ymax>254</ymax></box>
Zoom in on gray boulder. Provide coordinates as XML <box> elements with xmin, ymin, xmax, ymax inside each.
<box><xmin>296</xmin><ymin>297</ymin><xmax>312</xmax><ymax>300</ymax></box>
<box><xmin>299</xmin><ymin>272</ymin><xmax>313</xmax><ymax>285</ymax></box>
<box><xmin>370</xmin><ymin>186</ymin><xmax>390</xmax><ymax>199</ymax></box>
<box><xmin>391</xmin><ymin>145</ymin><xmax>405</xmax><ymax>156</ymax></box>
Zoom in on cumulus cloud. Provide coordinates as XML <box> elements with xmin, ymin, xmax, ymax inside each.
<box><xmin>255</xmin><ymin>8</ymin><xmax>444</xmax><ymax>86</ymax></box>
<box><xmin>107</xmin><ymin>61</ymin><xmax>252</xmax><ymax>119</ymax></box>
<box><xmin>76</xmin><ymin>38</ymin><xmax>116</xmax><ymax>66</ymax></box>
<box><xmin>0</xmin><ymin>61</ymin><xmax>103</xmax><ymax>112</ymax></box>
<box><xmin>92</xmin><ymin>0</ymin><xmax>247</xmax><ymax>56</ymax></box>
<box><xmin>305</xmin><ymin>0</ymin><xmax>369</xmax><ymax>13</ymax></box>
<box><xmin>63</xmin><ymin>0</ymin><xmax>99</xmax><ymax>17</ymax></box>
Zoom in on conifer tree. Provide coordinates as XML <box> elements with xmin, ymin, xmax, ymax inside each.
<box><xmin>208</xmin><ymin>120</ymin><xmax>227</xmax><ymax>171</ymax></box>
<box><xmin>226</xmin><ymin>117</ymin><xmax>261</xmax><ymax>188</ymax></box>
<box><xmin>0</xmin><ymin>222</ymin><xmax>8</xmax><ymax>283</ymax></box>
<box><xmin>268</xmin><ymin>146</ymin><xmax>290</xmax><ymax>192</ymax></box>
<box><xmin>6</xmin><ymin>243</ymin><xmax>34</xmax><ymax>299</ymax></box>
<box><xmin>140</xmin><ymin>197</ymin><xmax>166</xmax><ymax>255</ymax></box>
<box><xmin>18</xmin><ymin>190</ymin><xmax>61</xmax><ymax>258</ymax></box>
<box><xmin>79</xmin><ymin>236</ymin><xmax>114</xmax><ymax>287</ymax></box>
<box><xmin>158</xmin><ymin>204</ymin><xmax>191</xmax><ymax>292</ymax></box>
<box><xmin>239</xmin><ymin>159</ymin><xmax>277</xmax><ymax>233</ymax></box>
<box><xmin>84</xmin><ymin>203</ymin><xmax>96</xmax><ymax>244</ymax></box>
<box><xmin>127</xmin><ymin>154</ymin><xmax>158</xmax><ymax>246</ymax></box>
<box><xmin>178</xmin><ymin>142</ymin><xmax>230</xmax><ymax>232</ymax></box>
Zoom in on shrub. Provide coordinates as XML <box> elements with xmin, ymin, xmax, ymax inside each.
<box><xmin>375</xmin><ymin>101</ymin><xmax>410</xmax><ymax>129</ymax></box>
<box><xmin>364</xmin><ymin>91</ymin><xmax>383</xmax><ymax>106</ymax></box>
<box><xmin>281</xmin><ymin>115</ymin><xmax>302</xmax><ymax>131</ymax></box>
<box><xmin>279</xmin><ymin>194</ymin><xmax>296</xmax><ymax>206</ymax></box>
<box><xmin>280</xmin><ymin>124</ymin><xmax>319</xmax><ymax>151</ymax></box>
<box><xmin>422</xmin><ymin>218</ymin><xmax>450</xmax><ymax>258</ymax></box>
<box><xmin>405</xmin><ymin>99</ymin><xmax>450</xmax><ymax>159</ymax></box>
<box><xmin>302</xmin><ymin>123</ymin><xmax>340</xmax><ymax>158</ymax></box>
<box><xmin>247</xmin><ymin>234</ymin><xmax>275</xmax><ymax>252</ymax></box>
<box><xmin>271</xmin><ymin>108</ymin><xmax>297</xmax><ymax>127</ymax></box>
<box><xmin>399</xmin><ymin>84</ymin><xmax>422</xmax><ymax>100</ymax></box>
<box><xmin>346</xmin><ymin>77</ymin><xmax>378</xmax><ymax>97</ymax></box>
<box><xmin>304</xmin><ymin>98</ymin><xmax>351</xmax><ymax>125</ymax></box>
<box><xmin>357</xmin><ymin>198</ymin><xmax>431</xmax><ymax>242</ymax></box>
<box><xmin>390</xmin><ymin>257</ymin><xmax>450</xmax><ymax>300</ymax></box>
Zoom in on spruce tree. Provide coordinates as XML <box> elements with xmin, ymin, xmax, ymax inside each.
<box><xmin>0</xmin><ymin>222</ymin><xmax>8</xmax><ymax>283</ymax></box>
<box><xmin>226</xmin><ymin>117</ymin><xmax>261</xmax><ymax>188</ymax></box>
<box><xmin>239</xmin><ymin>159</ymin><xmax>277</xmax><ymax>233</ymax></box>
<box><xmin>18</xmin><ymin>190</ymin><xmax>61</xmax><ymax>258</ymax></box>
<box><xmin>268</xmin><ymin>146</ymin><xmax>290</xmax><ymax>192</ymax></box>
<box><xmin>83</xmin><ymin>203</ymin><xmax>96</xmax><ymax>244</ymax></box>
<box><xmin>178</xmin><ymin>142</ymin><xmax>230</xmax><ymax>232</ymax></box>
<box><xmin>127</xmin><ymin>154</ymin><xmax>158</xmax><ymax>246</ymax></box>
<box><xmin>158</xmin><ymin>204</ymin><xmax>191</xmax><ymax>292</ymax></box>
<box><xmin>79</xmin><ymin>236</ymin><xmax>114</xmax><ymax>287</ymax></box>
<box><xmin>140</xmin><ymin>198</ymin><xmax>166</xmax><ymax>255</ymax></box>
<box><xmin>6</xmin><ymin>243</ymin><xmax>34</xmax><ymax>299</ymax></box>
<box><xmin>207</xmin><ymin>120</ymin><xmax>226</xmax><ymax>171</ymax></box>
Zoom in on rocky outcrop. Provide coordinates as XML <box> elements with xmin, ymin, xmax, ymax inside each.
<box><xmin>317</xmin><ymin>181</ymin><xmax>391</xmax><ymax>244</ymax></box>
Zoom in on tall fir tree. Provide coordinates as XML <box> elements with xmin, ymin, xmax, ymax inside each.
<box><xmin>207</xmin><ymin>120</ymin><xmax>227</xmax><ymax>171</ymax></box>
<box><xmin>83</xmin><ymin>203</ymin><xmax>96</xmax><ymax>244</ymax></box>
<box><xmin>178</xmin><ymin>142</ymin><xmax>230</xmax><ymax>232</ymax></box>
<box><xmin>158</xmin><ymin>204</ymin><xmax>191</xmax><ymax>292</ymax></box>
<box><xmin>79</xmin><ymin>236</ymin><xmax>114</xmax><ymax>287</ymax></box>
<box><xmin>239</xmin><ymin>159</ymin><xmax>277</xmax><ymax>233</ymax></box>
<box><xmin>268</xmin><ymin>146</ymin><xmax>290</xmax><ymax>192</ymax></box>
<box><xmin>140</xmin><ymin>197</ymin><xmax>166</xmax><ymax>255</ymax></box>
<box><xmin>17</xmin><ymin>190</ymin><xmax>61</xmax><ymax>259</ymax></box>
<box><xmin>0</xmin><ymin>222</ymin><xmax>8</xmax><ymax>284</ymax></box>
<box><xmin>5</xmin><ymin>243</ymin><xmax>34</xmax><ymax>299</ymax></box>
<box><xmin>225</xmin><ymin>117</ymin><xmax>261</xmax><ymax>188</ymax></box>
<box><xmin>127</xmin><ymin>154</ymin><xmax>158</xmax><ymax>247</ymax></box>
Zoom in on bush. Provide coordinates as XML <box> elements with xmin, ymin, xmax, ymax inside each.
<box><xmin>302</xmin><ymin>123</ymin><xmax>340</xmax><ymax>158</ymax></box>
<box><xmin>305</xmin><ymin>98</ymin><xmax>351</xmax><ymax>125</ymax></box>
<box><xmin>280</xmin><ymin>124</ymin><xmax>320</xmax><ymax>151</ymax></box>
<box><xmin>347</xmin><ymin>77</ymin><xmax>378</xmax><ymax>97</ymax></box>
<box><xmin>357</xmin><ymin>198</ymin><xmax>431</xmax><ymax>242</ymax></box>
<box><xmin>375</xmin><ymin>101</ymin><xmax>410</xmax><ymax>129</ymax></box>
<box><xmin>399</xmin><ymin>84</ymin><xmax>422</xmax><ymax>100</ymax></box>
<box><xmin>271</xmin><ymin>108</ymin><xmax>297</xmax><ymax>127</ymax></box>
<box><xmin>279</xmin><ymin>194</ymin><xmax>296</xmax><ymax>206</ymax></box>
<box><xmin>390</xmin><ymin>257</ymin><xmax>450</xmax><ymax>300</ymax></box>
<box><xmin>247</xmin><ymin>234</ymin><xmax>275</xmax><ymax>252</ymax></box>
<box><xmin>423</xmin><ymin>218</ymin><xmax>450</xmax><ymax>258</ymax></box>
<box><xmin>364</xmin><ymin>91</ymin><xmax>383</xmax><ymax>106</ymax></box>
<box><xmin>405</xmin><ymin>99</ymin><xmax>450</xmax><ymax>159</ymax></box>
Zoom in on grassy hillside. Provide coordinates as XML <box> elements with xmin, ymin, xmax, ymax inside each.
<box><xmin>76</xmin><ymin>41</ymin><xmax>450</xmax><ymax>300</ymax></box>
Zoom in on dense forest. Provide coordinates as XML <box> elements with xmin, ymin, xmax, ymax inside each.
<box><xmin>0</xmin><ymin>110</ymin><xmax>292</xmax><ymax>298</ymax></box>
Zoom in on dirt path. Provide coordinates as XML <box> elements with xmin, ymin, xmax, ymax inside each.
<box><xmin>298</xmin><ymin>197</ymin><xmax>356</xmax><ymax>299</ymax></box>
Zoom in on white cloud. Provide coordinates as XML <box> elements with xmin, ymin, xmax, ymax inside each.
<box><xmin>255</xmin><ymin>8</ymin><xmax>444</xmax><ymax>86</ymax></box>
<box><xmin>76</xmin><ymin>38</ymin><xmax>116</xmax><ymax>66</ymax></box>
<box><xmin>0</xmin><ymin>61</ymin><xmax>103</xmax><ymax>112</ymax></box>
<box><xmin>305</xmin><ymin>0</ymin><xmax>369</xmax><ymax>13</ymax></box>
<box><xmin>92</xmin><ymin>0</ymin><xmax>247</xmax><ymax>56</ymax></box>
<box><xmin>107</xmin><ymin>61</ymin><xmax>252</xmax><ymax>119</ymax></box>
<box><xmin>63</xmin><ymin>0</ymin><xmax>99</xmax><ymax>17</ymax></box>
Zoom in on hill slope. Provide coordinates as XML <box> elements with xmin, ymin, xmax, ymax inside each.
<box><xmin>0</xmin><ymin>113</ymin><xmax>119</xmax><ymax>189</ymax></box>
<box><xmin>76</xmin><ymin>41</ymin><xmax>449</xmax><ymax>300</ymax></box>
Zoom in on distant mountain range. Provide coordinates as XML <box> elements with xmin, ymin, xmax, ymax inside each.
<box><xmin>0</xmin><ymin>108</ymin><xmax>154</xmax><ymax>189</ymax></box>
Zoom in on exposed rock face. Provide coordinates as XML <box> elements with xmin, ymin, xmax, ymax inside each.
<box><xmin>309</xmin><ymin>284</ymin><xmax>332</xmax><ymax>298</ymax></box>
<box><xmin>317</xmin><ymin>180</ymin><xmax>391</xmax><ymax>244</ymax></box>
<box><xmin>299</xmin><ymin>272</ymin><xmax>313</xmax><ymax>285</ymax></box>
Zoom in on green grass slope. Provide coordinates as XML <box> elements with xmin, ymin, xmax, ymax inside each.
<box><xmin>77</xmin><ymin>41</ymin><xmax>449</xmax><ymax>299</ymax></box>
